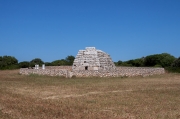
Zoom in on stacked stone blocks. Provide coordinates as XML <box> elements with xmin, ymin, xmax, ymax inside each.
<box><xmin>19</xmin><ymin>47</ymin><xmax>165</xmax><ymax>78</ymax></box>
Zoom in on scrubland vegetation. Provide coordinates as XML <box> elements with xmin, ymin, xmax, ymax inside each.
<box><xmin>0</xmin><ymin>70</ymin><xmax>180</xmax><ymax>119</ymax></box>
<box><xmin>1</xmin><ymin>53</ymin><xmax>180</xmax><ymax>72</ymax></box>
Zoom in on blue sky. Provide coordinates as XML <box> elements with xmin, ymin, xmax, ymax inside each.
<box><xmin>0</xmin><ymin>0</ymin><xmax>180</xmax><ymax>62</ymax></box>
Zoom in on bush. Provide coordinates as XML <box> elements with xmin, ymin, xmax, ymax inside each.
<box><xmin>165</xmin><ymin>67</ymin><xmax>180</xmax><ymax>73</ymax></box>
<box><xmin>171</xmin><ymin>57</ymin><xmax>180</xmax><ymax>67</ymax></box>
<box><xmin>19</xmin><ymin>61</ymin><xmax>30</xmax><ymax>68</ymax></box>
<box><xmin>144</xmin><ymin>53</ymin><xmax>176</xmax><ymax>67</ymax></box>
<box><xmin>0</xmin><ymin>56</ymin><xmax>19</xmax><ymax>70</ymax></box>
<box><xmin>30</xmin><ymin>58</ymin><xmax>44</xmax><ymax>67</ymax></box>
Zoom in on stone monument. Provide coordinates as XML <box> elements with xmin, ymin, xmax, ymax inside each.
<box><xmin>72</xmin><ymin>47</ymin><xmax>116</xmax><ymax>71</ymax></box>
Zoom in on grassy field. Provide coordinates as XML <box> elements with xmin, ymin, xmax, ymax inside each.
<box><xmin>0</xmin><ymin>70</ymin><xmax>180</xmax><ymax>119</ymax></box>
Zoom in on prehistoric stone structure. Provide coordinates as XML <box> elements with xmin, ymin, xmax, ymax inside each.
<box><xmin>19</xmin><ymin>47</ymin><xmax>165</xmax><ymax>78</ymax></box>
<box><xmin>72</xmin><ymin>47</ymin><xmax>116</xmax><ymax>71</ymax></box>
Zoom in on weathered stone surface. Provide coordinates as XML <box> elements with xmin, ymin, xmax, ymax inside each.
<box><xmin>72</xmin><ymin>47</ymin><xmax>116</xmax><ymax>71</ymax></box>
<box><xmin>20</xmin><ymin>68</ymin><xmax>71</xmax><ymax>77</ymax></box>
<box><xmin>45</xmin><ymin>66</ymin><xmax>72</xmax><ymax>70</ymax></box>
<box><xmin>19</xmin><ymin>47</ymin><xmax>165</xmax><ymax>78</ymax></box>
<box><xmin>19</xmin><ymin>66</ymin><xmax>165</xmax><ymax>78</ymax></box>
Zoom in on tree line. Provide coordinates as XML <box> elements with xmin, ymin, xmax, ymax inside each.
<box><xmin>0</xmin><ymin>55</ymin><xmax>75</xmax><ymax>70</ymax></box>
<box><xmin>0</xmin><ymin>53</ymin><xmax>180</xmax><ymax>72</ymax></box>
<box><xmin>114</xmin><ymin>53</ymin><xmax>180</xmax><ymax>73</ymax></box>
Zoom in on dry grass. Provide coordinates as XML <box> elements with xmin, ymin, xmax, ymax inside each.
<box><xmin>0</xmin><ymin>70</ymin><xmax>180</xmax><ymax>119</ymax></box>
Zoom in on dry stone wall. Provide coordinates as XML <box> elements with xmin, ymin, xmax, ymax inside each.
<box><xmin>45</xmin><ymin>66</ymin><xmax>72</xmax><ymax>70</ymax></box>
<box><xmin>72</xmin><ymin>67</ymin><xmax>164</xmax><ymax>77</ymax></box>
<box><xmin>19</xmin><ymin>66</ymin><xmax>165</xmax><ymax>78</ymax></box>
<box><xmin>19</xmin><ymin>68</ymin><xmax>69</xmax><ymax>77</ymax></box>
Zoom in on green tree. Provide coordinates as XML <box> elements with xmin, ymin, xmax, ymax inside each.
<box><xmin>19</xmin><ymin>61</ymin><xmax>30</xmax><ymax>68</ymax></box>
<box><xmin>165</xmin><ymin>57</ymin><xmax>180</xmax><ymax>73</ymax></box>
<box><xmin>144</xmin><ymin>53</ymin><xmax>175</xmax><ymax>67</ymax></box>
<box><xmin>144</xmin><ymin>54</ymin><xmax>160</xmax><ymax>67</ymax></box>
<box><xmin>172</xmin><ymin>57</ymin><xmax>180</xmax><ymax>67</ymax></box>
<box><xmin>65</xmin><ymin>55</ymin><xmax>75</xmax><ymax>65</ymax></box>
<box><xmin>122</xmin><ymin>58</ymin><xmax>144</xmax><ymax>67</ymax></box>
<box><xmin>51</xmin><ymin>59</ymin><xmax>67</xmax><ymax>66</ymax></box>
<box><xmin>0</xmin><ymin>56</ymin><xmax>18</xmax><ymax>69</ymax></box>
<box><xmin>124</xmin><ymin>60</ymin><xmax>134</xmax><ymax>66</ymax></box>
<box><xmin>45</xmin><ymin>62</ymin><xmax>52</xmax><ymax>66</ymax></box>
<box><xmin>133</xmin><ymin>58</ymin><xmax>144</xmax><ymax>67</ymax></box>
<box><xmin>30</xmin><ymin>58</ymin><xmax>44</xmax><ymax>67</ymax></box>
<box><xmin>0</xmin><ymin>56</ymin><xmax>3</xmax><ymax>69</ymax></box>
<box><xmin>160</xmin><ymin>53</ymin><xmax>176</xmax><ymax>67</ymax></box>
<box><xmin>117</xmin><ymin>60</ymin><xmax>123</xmax><ymax>65</ymax></box>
